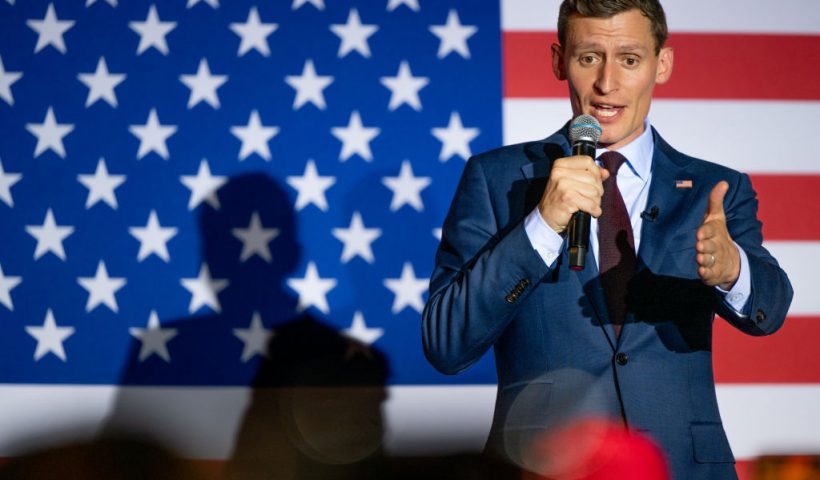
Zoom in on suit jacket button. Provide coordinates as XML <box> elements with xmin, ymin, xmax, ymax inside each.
<box><xmin>755</xmin><ymin>309</ymin><xmax>766</xmax><ymax>323</ymax></box>
<box><xmin>615</xmin><ymin>352</ymin><xmax>629</xmax><ymax>366</ymax></box>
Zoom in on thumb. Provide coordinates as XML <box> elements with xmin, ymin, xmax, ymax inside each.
<box><xmin>706</xmin><ymin>181</ymin><xmax>729</xmax><ymax>220</ymax></box>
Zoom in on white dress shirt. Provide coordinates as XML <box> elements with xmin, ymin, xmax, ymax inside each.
<box><xmin>523</xmin><ymin>121</ymin><xmax>751</xmax><ymax>315</ymax></box>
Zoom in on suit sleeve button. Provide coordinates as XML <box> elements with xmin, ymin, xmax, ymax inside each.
<box><xmin>755</xmin><ymin>309</ymin><xmax>766</xmax><ymax>323</ymax></box>
<box><xmin>505</xmin><ymin>295</ymin><xmax>514</xmax><ymax>303</ymax></box>
<box><xmin>615</xmin><ymin>352</ymin><xmax>629</xmax><ymax>366</ymax></box>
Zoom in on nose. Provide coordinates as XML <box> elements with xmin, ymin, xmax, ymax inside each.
<box><xmin>594</xmin><ymin>60</ymin><xmax>617</xmax><ymax>95</ymax></box>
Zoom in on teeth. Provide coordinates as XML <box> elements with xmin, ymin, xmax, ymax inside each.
<box><xmin>595</xmin><ymin>107</ymin><xmax>618</xmax><ymax>117</ymax></box>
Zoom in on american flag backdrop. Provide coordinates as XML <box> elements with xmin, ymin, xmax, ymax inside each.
<box><xmin>0</xmin><ymin>0</ymin><xmax>818</xmax><ymax>474</ymax></box>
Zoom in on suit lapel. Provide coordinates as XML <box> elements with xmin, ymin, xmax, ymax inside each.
<box><xmin>637</xmin><ymin>131</ymin><xmax>697</xmax><ymax>275</ymax></box>
<box><xmin>574</xmin><ymin>250</ymin><xmax>617</xmax><ymax>349</ymax></box>
<box><xmin>617</xmin><ymin>131</ymin><xmax>700</xmax><ymax>346</ymax></box>
<box><xmin>519</xmin><ymin>130</ymin><xmax>569</xmax><ymax>180</ymax></box>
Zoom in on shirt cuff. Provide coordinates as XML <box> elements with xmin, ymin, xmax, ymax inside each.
<box><xmin>716</xmin><ymin>242</ymin><xmax>751</xmax><ymax>316</ymax></box>
<box><xmin>524</xmin><ymin>207</ymin><xmax>564</xmax><ymax>268</ymax></box>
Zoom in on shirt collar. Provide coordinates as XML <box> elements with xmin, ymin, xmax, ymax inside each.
<box><xmin>595</xmin><ymin>119</ymin><xmax>654</xmax><ymax>180</ymax></box>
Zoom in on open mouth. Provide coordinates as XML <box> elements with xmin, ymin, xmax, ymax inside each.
<box><xmin>591</xmin><ymin>104</ymin><xmax>623</xmax><ymax>119</ymax></box>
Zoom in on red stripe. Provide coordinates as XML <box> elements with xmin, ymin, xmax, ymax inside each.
<box><xmin>503</xmin><ymin>32</ymin><xmax>560</xmax><ymax>98</ymax></box>
<box><xmin>751</xmin><ymin>174</ymin><xmax>820</xmax><ymax>241</ymax></box>
<box><xmin>503</xmin><ymin>32</ymin><xmax>820</xmax><ymax>100</ymax></box>
<box><xmin>714</xmin><ymin>316</ymin><xmax>820</xmax><ymax>383</ymax></box>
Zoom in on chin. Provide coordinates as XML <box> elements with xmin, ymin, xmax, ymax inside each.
<box><xmin>599</xmin><ymin>133</ymin><xmax>624</xmax><ymax>147</ymax></box>
<box><xmin>600</xmin><ymin>124</ymin><xmax>641</xmax><ymax>148</ymax></box>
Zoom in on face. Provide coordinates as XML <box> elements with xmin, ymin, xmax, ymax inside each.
<box><xmin>552</xmin><ymin>9</ymin><xmax>673</xmax><ymax>149</ymax></box>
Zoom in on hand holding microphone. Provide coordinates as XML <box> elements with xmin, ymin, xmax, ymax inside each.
<box><xmin>536</xmin><ymin>115</ymin><xmax>606</xmax><ymax>270</ymax></box>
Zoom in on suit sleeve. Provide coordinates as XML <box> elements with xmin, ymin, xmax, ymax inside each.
<box><xmin>717</xmin><ymin>172</ymin><xmax>793</xmax><ymax>335</ymax></box>
<box><xmin>422</xmin><ymin>156</ymin><xmax>553</xmax><ymax>375</ymax></box>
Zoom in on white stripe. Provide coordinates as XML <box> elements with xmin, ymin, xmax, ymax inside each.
<box><xmin>382</xmin><ymin>385</ymin><xmax>492</xmax><ymax>455</ymax></box>
<box><xmin>501</xmin><ymin>0</ymin><xmax>820</xmax><ymax>34</ymax></box>
<box><xmin>392</xmin><ymin>386</ymin><xmax>820</xmax><ymax>461</ymax></box>
<box><xmin>500</xmin><ymin>0</ymin><xmax>558</xmax><ymax>31</ymax></box>
<box><xmin>0</xmin><ymin>385</ymin><xmax>250</xmax><ymax>459</ymax></box>
<box><xmin>665</xmin><ymin>2</ymin><xmax>820</xmax><ymax>35</ymax></box>
<box><xmin>718</xmin><ymin>385</ymin><xmax>820</xmax><ymax>458</ymax></box>
<box><xmin>0</xmin><ymin>385</ymin><xmax>489</xmax><ymax>459</ymax></box>
<box><xmin>502</xmin><ymin>99</ymin><xmax>820</xmax><ymax>174</ymax></box>
<box><xmin>0</xmin><ymin>385</ymin><xmax>817</xmax><ymax>461</ymax></box>
<box><xmin>765</xmin><ymin>242</ymin><xmax>820</xmax><ymax>317</ymax></box>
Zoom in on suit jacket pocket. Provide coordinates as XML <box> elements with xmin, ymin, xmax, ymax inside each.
<box><xmin>691</xmin><ymin>423</ymin><xmax>735</xmax><ymax>463</ymax></box>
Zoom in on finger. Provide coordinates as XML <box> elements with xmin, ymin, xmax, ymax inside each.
<box><xmin>554</xmin><ymin>167</ymin><xmax>605</xmax><ymax>186</ymax></box>
<box><xmin>698</xmin><ymin>265</ymin><xmax>717</xmax><ymax>286</ymax></box>
<box><xmin>695</xmin><ymin>237</ymin><xmax>721</xmax><ymax>253</ymax></box>
<box><xmin>696</xmin><ymin>224</ymin><xmax>714</xmax><ymax>242</ymax></box>
<box><xmin>552</xmin><ymin>169</ymin><xmax>605</xmax><ymax>196</ymax></box>
<box><xmin>553</xmin><ymin>157</ymin><xmax>602</xmax><ymax>177</ymax></box>
<box><xmin>557</xmin><ymin>156</ymin><xmax>609</xmax><ymax>182</ymax></box>
<box><xmin>699</xmin><ymin>237</ymin><xmax>726</xmax><ymax>258</ymax></box>
<box><xmin>563</xmin><ymin>189</ymin><xmax>604</xmax><ymax>218</ymax></box>
<box><xmin>555</xmin><ymin>155</ymin><xmax>598</xmax><ymax>171</ymax></box>
<box><xmin>705</xmin><ymin>181</ymin><xmax>729</xmax><ymax>220</ymax></box>
<box><xmin>697</xmin><ymin>260</ymin><xmax>721</xmax><ymax>286</ymax></box>
<box><xmin>697</xmin><ymin>213</ymin><xmax>731</xmax><ymax>242</ymax></box>
<box><xmin>571</xmin><ymin>181</ymin><xmax>604</xmax><ymax>201</ymax></box>
<box><xmin>578</xmin><ymin>197</ymin><xmax>603</xmax><ymax>218</ymax></box>
<box><xmin>696</xmin><ymin>252</ymin><xmax>717</xmax><ymax>268</ymax></box>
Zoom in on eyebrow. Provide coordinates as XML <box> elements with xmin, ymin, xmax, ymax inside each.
<box><xmin>572</xmin><ymin>41</ymin><xmax>649</xmax><ymax>53</ymax></box>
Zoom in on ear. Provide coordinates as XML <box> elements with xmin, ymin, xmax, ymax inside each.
<box><xmin>551</xmin><ymin>43</ymin><xmax>566</xmax><ymax>81</ymax></box>
<box><xmin>655</xmin><ymin>46</ymin><xmax>673</xmax><ymax>84</ymax></box>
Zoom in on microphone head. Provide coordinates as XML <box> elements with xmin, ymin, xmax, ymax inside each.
<box><xmin>569</xmin><ymin>115</ymin><xmax>602</xmax><ymax>144</ymax></box>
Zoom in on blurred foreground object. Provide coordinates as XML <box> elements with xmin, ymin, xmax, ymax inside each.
<box><xmin>754</xmin><ymin>455</ymin><xmax>820</xmax><ymax>480</ymax></box>
<box><xmin>522</xmin><ymin>418</ymin><xmax>669</xmax><ymax>480</ymax></box>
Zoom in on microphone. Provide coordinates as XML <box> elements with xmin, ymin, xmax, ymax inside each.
<box><xmin>567</xmin><ymin>115</ymin><xmax>602</xmax><ymax>271</ymax></box>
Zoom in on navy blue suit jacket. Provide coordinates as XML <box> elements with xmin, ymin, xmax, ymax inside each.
<box><xmin>422</xmin><ymin>127</ymin><xmax>793</xmax><ymax>479</ymax></box>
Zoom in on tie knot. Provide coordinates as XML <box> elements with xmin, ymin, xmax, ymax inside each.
<box><xmin>599</xmin><ymin>151</ymin><xmax>627</xmax><ymax>175</ymax></box>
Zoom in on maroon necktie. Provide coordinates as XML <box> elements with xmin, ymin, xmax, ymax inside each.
<box><xmin>598</xmin><ymin>151</ymin><xmax>636</xmax><ymax>338</ymax></box>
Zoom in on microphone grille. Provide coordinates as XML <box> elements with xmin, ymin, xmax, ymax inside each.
<box><xmin>569</xmin><ymin>115</ymin><xmax>602</xmax><ymax>144</ymax></box>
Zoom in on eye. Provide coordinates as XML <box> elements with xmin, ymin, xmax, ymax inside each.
<box><xmin>623</xmin><ymin>56</ymin><xmax>639</xmax><ymax>67</ymax></box>
<box><xmin>579</xmin><ymin>54</ymin><xmax>598</xmax><ymax>65</ymax></box>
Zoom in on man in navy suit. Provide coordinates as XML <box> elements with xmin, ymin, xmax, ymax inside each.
<box><xmin>422</xmin><ymin>1</ymin><xmax>793</xmax><ymax>479</ymax></box>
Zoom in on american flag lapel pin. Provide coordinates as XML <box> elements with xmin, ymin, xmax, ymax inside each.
<box><xmin>675</xmin><ymin>179</ymin><xmax>693</xmax><ymax>189</ymax></box>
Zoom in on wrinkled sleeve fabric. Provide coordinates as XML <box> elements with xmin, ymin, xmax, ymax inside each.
<box><xmin>422</xmin><ymin>156</ymin><xmax>554</xmax><ymax>375</ymax></box>
<box><xmin>716</xmin><ymin>172</ymin><xmax>793</xmax><ymax>335</ymax></box>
